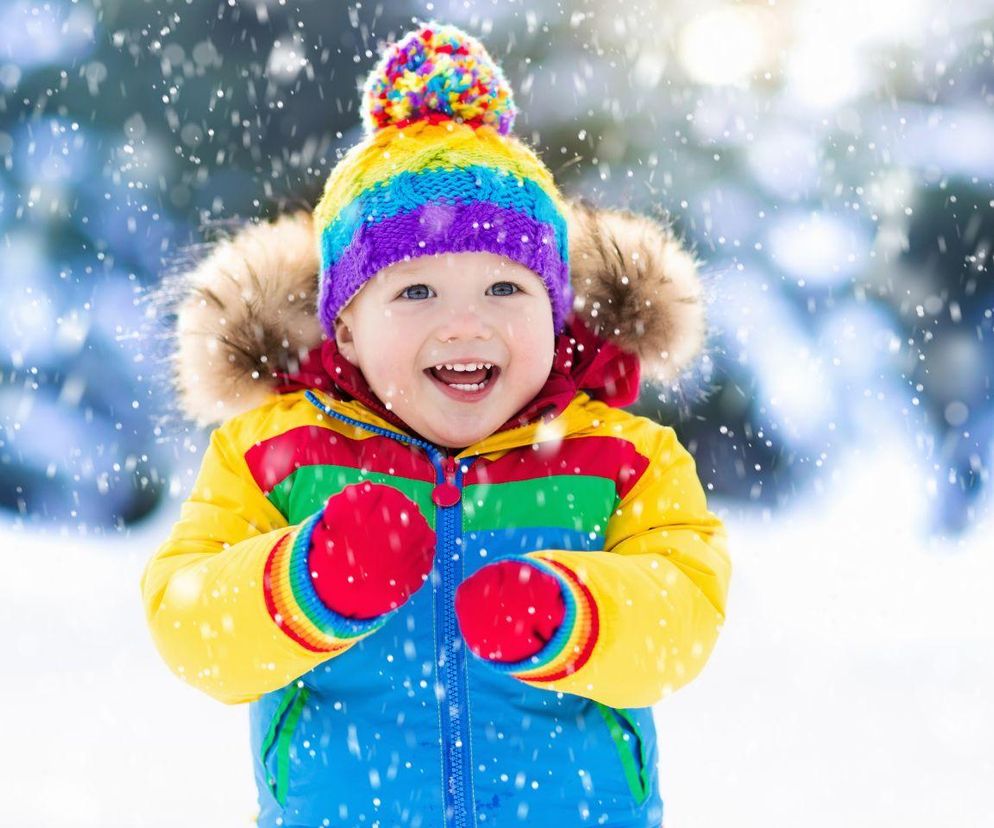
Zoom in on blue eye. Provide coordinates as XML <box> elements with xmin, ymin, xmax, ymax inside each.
<box><xmin>400</xmin><ymin>284</ymin><xmax>434</xmax><ymax>300</ymax></box>
<box><xmin>488</xmin><ymin>281</ymin><xmax>520</xmax><ymax>296</ymax></box>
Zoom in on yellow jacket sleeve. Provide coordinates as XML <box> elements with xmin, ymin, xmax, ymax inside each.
<box><xmin>512</xmin><ymin>421</ymin><xmax>732</xmax><ymax>708</ymax></box>
<box><xmin>140</xmin><ymin>417</ymin><xmax>393</xmax><ymax>705</ymax></box>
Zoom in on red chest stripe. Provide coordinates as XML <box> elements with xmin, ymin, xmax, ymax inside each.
<box><xmin>464</xmin><ymin>435</ymin><xmax>649</xmax><ymax>500</ymax></box>
<box><xmin>245</xmin><ymin>427</ymin><xmax>649</xmax><ymax>501</ymax></box>
<box><xmin>244</xmin><ymin>426</ymin><xmax>434</xmax><ymax>494</ymax></box>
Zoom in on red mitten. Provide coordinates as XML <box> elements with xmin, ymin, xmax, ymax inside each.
<box><xmin>307</xmin><ymin>482</ymin><xmax>435</xmax><ymax>619</ymax></box>
<box><xmin>455</xmin><ymin>559</ymin><xmax>566</xmax><ymax>663</ymax></box>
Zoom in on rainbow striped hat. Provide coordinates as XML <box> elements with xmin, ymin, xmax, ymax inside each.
<box><xmin>313</xmin><ymin>22</ymin><xmax>572</xmax><ymax>335</ymax></box>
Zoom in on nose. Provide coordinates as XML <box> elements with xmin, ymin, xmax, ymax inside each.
<box><xmin>434</xmin><ymin>305</ymin><xmax>494</xmax><ymax>343</ymax></box>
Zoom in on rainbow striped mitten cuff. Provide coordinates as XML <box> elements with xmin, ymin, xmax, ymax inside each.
<box><xmin>477</xmin><ymin>554</ymin><xmax>599</xmax><ymax>683</ymax></box>
<box><xmin>262</xmin><ymin>510</ymin><xmax>395</xmax><ymax>653</ymax></box>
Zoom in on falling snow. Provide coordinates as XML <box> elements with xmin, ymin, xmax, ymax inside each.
<box><xmin>1</xmin><ymin>1</ymin><xmax>992</xmax><ymax>826</ymax></box>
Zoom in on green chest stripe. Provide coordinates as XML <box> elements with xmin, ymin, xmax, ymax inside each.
<box><xmin>267</xmin><ymin>465</ymin><xmax>436</xmax><ymax>527</ymax></box>
<box><xmin>462</xmin><ymin>475</ymin><xmax>617</xmax><ymax>534</ymax></box>
<box><xmin>268</xmin><ymin>465</ymin><xmax>617</xmax><ymax>535</ymax></box>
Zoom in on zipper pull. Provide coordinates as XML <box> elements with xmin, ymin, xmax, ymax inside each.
<box><xmin>432</xmin><ymin>454</ymin><xmax>461</xmax><ymax>508</ymax></box>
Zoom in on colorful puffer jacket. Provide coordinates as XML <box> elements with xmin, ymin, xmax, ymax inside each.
<box><xmin>141</xmin><ymin>203</ymin><xmax>731</xmax><ymax>828</ymax></box>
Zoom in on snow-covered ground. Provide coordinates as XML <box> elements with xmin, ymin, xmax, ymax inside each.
<box><xmin>656</xmin><ymin>437</ymin><xmax>994</xmax><ymax>828</ymax></box>
<box><xmin>2</xmin><ymin>435</ymin><xmax>991</xmax><ymax>827</ymax></box>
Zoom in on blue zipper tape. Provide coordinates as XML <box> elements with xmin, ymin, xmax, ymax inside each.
<box><xmin>305</xmin><ymin>390</ymin><xmax>477</xmax><ymax>828</ymax></box>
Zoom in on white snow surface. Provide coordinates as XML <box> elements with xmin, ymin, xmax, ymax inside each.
<box><xmin>1</xmin><ymin>437</ymin><xmax>991</xmax><ymax>827</ymax></box>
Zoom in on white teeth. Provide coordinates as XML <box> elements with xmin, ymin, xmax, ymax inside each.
<box><xmin>448</xmin><ymin>381</ymin><xmax>487</xmax><ymax>391</ymax></box>
<box><xmin>437</xmin><ymin>362</ymin><xmax>493</xmax><ymax>372</ymax></box>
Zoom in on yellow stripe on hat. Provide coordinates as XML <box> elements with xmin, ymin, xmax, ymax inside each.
<box><xmin>313</xmin><ymin>121</ymin><xmax>566</xmax><ymax>231</ymax></box>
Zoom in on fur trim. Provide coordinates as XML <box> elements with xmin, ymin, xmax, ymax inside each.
<box><xmin>566</xmin><ymin>198</ymin><xmax>705</xmax><ymax>385</ymax></box>
<box><xmin>165</xmin><ymin>201</ymin><xmax>705</xmax><ymax>426</ymax></box>
<box><xmin>168</xmin><ymin>210</ymin><xmax>323</xmax><ymax>427</ymax></box>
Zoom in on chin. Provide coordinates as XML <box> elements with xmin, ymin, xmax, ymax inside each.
<box><xmin>430</xmin><ymin>428</ymin><xmax>490</xmax><ymax>450</ymax></box>
<box><xmin>425</xmin><ymin>417</ymin><xmax>499</xmax><ymax>450</ymax></box>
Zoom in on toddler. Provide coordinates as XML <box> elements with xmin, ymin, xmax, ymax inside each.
<box><xmin>142</xmin><ymin>22</ymin><xmax>731</xmax><ymax>828</ymax></box>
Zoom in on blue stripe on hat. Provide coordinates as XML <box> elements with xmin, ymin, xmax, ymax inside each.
<box><xmin>319</xmin><ymin>164</ymin><xmax>569</xmax><ymax>267</ymax></box>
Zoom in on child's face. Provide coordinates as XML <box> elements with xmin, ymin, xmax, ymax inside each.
<box><xmin>334</xmin><ymin>251</ymin><xmax>556</xmax><ymax>449</ymax></box>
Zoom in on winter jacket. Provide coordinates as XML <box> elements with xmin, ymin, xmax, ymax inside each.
<box><xmin>141</xmin><ymin>202</ymin><xmax>731</xmax><ymax>828</ymax></box>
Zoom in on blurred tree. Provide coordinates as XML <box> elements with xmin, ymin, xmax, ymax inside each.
<box><xmin>1</xmin><ymin>0</ymin><xmax>990</xmax><ymax>535</ymax></box>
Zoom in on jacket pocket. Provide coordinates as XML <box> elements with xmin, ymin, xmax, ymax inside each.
<box><xmin>594</xmin><ymin>702</ymin><xmax>651</xmax><ymax>805</ymax></box>
<box><xmin>260</xmin><ymin>682</ymin><xmax>310</xmax><ymax>808</ymax></box>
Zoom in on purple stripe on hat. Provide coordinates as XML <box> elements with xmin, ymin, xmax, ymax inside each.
<box><xmin>318</xmin><ymin>200</ymin><xmax>572</xmax><ymax>335</ymax></box>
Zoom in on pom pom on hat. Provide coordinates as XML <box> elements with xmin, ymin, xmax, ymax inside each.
<box><xmin>361</xmin><ymin>22</ymin><xmax>517</xmax><ymax>136</ymax></box>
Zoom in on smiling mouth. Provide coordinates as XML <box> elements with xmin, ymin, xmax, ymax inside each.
<box><xmin>424</xmin><ymin>363</ymin><xmax>501</xmax><ymax>398</ymax></box>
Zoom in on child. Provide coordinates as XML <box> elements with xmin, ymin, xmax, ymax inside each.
<box><xmin>142</xmin><ymin>22</ymin><xmax>730</xmax><ymax>828</ymax></box>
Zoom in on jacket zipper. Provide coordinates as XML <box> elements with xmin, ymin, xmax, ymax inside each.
<box><xmin>304</xmin><ymin>391</ymin><xmax>476</xmax><ymax>828</ymax></box>
<box><xmin>434</xmin><ymin>452</ymin><xmax>475</xmax><ymax>828</ymax></box>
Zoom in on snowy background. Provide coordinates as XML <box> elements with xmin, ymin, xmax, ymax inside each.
<box><xmin>2</xmin><ymin>1</ymin><xmax>992</xmax><ymax>826</ymax></box>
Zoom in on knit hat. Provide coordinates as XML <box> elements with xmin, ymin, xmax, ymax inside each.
<box><xmin>313</xmin><ymin>22</ymin><xmax>572</xmax><ymax>335</ymax></box>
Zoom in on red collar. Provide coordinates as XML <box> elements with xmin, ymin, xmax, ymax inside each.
<box><xmin>274</xmin><ymin>313</ymin><xmax>640</xmax><ymax>440</ymax></box>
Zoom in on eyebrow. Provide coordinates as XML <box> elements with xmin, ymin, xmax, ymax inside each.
<box><xmin>386</xmin><ymin>261</ymin><xmax>519</xmax><ymax>277</ymax></box>
<box><xmin>378</xmin><ymin>258</ymin><xmax>530</xmax><ymax>285</ymax></box>
<box><xmin>379</xmin><ymin>261</ymin><xmax>424</xmax><ymax>280</ymax></box>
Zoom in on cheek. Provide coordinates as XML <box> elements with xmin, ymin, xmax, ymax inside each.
<box><xmin>506</xmin><ymin>333</ymin><xmax>555</xmax><ymax>392</ymax></box>
<box><xmin>510</xmin><ymin>320</ymin><xmax>550</xmax><ymax>350</ymax></box>
<box><xmin>356</xmin><ymin>327</ymin><xmax>422</xmax><ymax>386</ymax></box>
<box><xmin>502</xmin><ymin>305</ymin><xmax>555</xmax><ymax>358</ymax></box>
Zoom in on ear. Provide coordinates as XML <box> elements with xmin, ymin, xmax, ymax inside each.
<box><xmin>334</xmin><ymin>314</ymin><xmax>360</xmax><ymax>366</ymax></box>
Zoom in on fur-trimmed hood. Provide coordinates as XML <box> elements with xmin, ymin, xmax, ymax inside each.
<box><xmin>162</xmin><ymin>198</ymin><xmax>706</xmax><ymax>427</ymax></box>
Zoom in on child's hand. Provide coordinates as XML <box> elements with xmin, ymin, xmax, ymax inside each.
<box><xmin>454</xmin><ymin>560</ymin><xmax>566</xmax><ymax>663</ymax></box>
<box><xmin>307</xmin><ymin>482</ymin><xmax>435</xmax><ymax>619</ymax></box>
